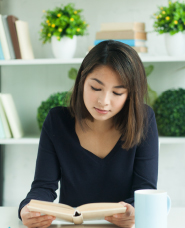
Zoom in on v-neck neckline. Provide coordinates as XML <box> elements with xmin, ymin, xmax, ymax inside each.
<box><xmin>71</xmin><ymin>117</ymin><xmax>122</xmax><ymax>163</ymax></box>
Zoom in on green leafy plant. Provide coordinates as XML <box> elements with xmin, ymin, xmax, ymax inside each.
<box><xmin>144</xmin><ymin>65</ymin><xmax>158</xmax><ymax>108</ymax></box>
<box><xmin>37</xmin><ymin>67</ymin><xmax>78</xmax><ymax>130</ymax></box>
<box><xmin>37</xmin><ymin>91</ymin><xmax>71</xmax><ymax>130</ymax></box>
<box><xmin>153</xmin><ymin>88</ymin><xmax>185</xmax><ymax>136</ymax></box>
<box><xmin>152</xmin><ymin>1</ymin><xmax>185</xmax><ymax>35</ymax></box>
<box><xmin>40</xmin><ymin>3</ymin><xmax>89</xmax><ymax>43</ymax></box>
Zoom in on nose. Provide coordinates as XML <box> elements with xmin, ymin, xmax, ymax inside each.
<box><xmin>98</xmin><ymin>92</ymin><xmax>110</xmax><ymax>106</ymax></box>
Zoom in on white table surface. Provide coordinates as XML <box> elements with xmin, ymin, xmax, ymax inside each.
<box><xmin>0</xmin><ymin>207</ymin><xmax>184</xmax><ymax>228</ymax></box>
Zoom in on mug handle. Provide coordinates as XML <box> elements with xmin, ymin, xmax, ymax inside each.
<box><xmin>167</xmin><ymin>195</ymin><xmax>171</xmax><ymax>215</ymax></box>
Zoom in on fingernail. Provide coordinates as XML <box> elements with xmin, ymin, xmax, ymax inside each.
<box><xmin>36</xmin><ymin>213</ymin><xmax>40</xmax><ymax>216</ymax></box>
<box><xmin>113</xmin><ymin>214</ymin><xmax>118</xmax><ymax>218</ymax></box>
<box><xmin>48</xmin><ymin>216</ymin><xmax>52</xmax><ymax>219</ymax></box>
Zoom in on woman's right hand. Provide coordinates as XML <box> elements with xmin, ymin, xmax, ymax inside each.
<box><xmin>20</xmin><ymin>204</ymin><xmax>56</xmax><ymax>228</ymax></box>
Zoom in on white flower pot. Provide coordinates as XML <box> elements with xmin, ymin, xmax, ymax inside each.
<box><xmin>51</xmin><ymin>35</ymin><xmax>77</xmax><ymax>59</ymax></box>
<box><xmin>165</xmin><ymin>32</ymin><xmax>185</xmax><ymax>56</ymax></box>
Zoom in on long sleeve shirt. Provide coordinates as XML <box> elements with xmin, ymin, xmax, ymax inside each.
<box><xmin>18</xmin><ymin>105</ymin><xmax>158</xmax><ymax>219</ymax></box>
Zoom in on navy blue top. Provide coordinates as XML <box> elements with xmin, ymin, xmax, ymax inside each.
<box><xmin>18</xmin><ymin>105</ymin><xmax>158</xmax><ymax>219</ymax></box>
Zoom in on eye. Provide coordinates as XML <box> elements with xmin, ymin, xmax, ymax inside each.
<box><xmin>91</xmin><ymin>86</ymin><xmax>123</xmax><ymax>96</ymax></box>
<box><xmin>113</xmin><ymin>92</ymin><xmax>123</xmax><ymax>96</ymax></box>
<box><xmin>91</xmin><ymin>86</ymin><xmax>101</xmax><ymax>91</ymax></box>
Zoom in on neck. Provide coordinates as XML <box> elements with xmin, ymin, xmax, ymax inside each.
<box><xmin>85</xmin><ymin>118</ymin><xmax>114</xmax><ymax>134</ymax></box>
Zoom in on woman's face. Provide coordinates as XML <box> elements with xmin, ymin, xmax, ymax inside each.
<box><xmin>83</xmin><ymin>65</ymin><xmax>128</xmax><ymax>122</ymax></box>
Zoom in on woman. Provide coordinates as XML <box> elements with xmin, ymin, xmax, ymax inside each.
<box><xmin>19</xmin><ymin>40</ymin><xmax>158</xmax><ymax>228</ymax></box>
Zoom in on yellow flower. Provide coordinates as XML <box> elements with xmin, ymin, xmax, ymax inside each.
<box><xmin>166</xmin><ymin>16</ymin><xmax>170</xmax><ymax>20</ymax></box>
<box><xmin>51</xmin><ymin>24</ymin><xmax>55</xmax><ymax>28</ymax></box>
<box><xmin>83</xmin><ymin>21</ymin><xmax>86</xmax><ymax>24</ymax></box>
<box><xmin>156</xmin><ymin>16</ymin><xmax>159</xmax><ymax>19</ymax></box>
<box><xmin>169</xmin><ymin>1</ymin><xmax>171</xmax><ymax>4</ymax></box>
<box><xmin>57</xmin><ymin>13</ymin><xmax>61</xmax><ymax>17</ymax></box>
<box><xmin>174</xmin><ymin>20</ymin><xmax>178</xmax><ymax>24</ymax></box>
<box><xmin>40</xmin><ymin>29</ymin><xmax>43</xmax><ymax>32</ymax></box>
<box><xmin>48</xmin><ymin>23</ymin><xmax>51</xmax><ymax>26</ymax></box>
<box><xmin>46</xmin><ymin>20</ymin><xmax>49</xmax><ymax>23</ymax></box>
<box><xmin>160</xmin><ymin>7</ymin><xmax>163</xmax><ymax>10</ymax></box>
<box><xmin>57</xmin><ymin>36</ymin><xmax>60</xmax><ymax>40</ymax></box>
<box><xmin>76</xmin><ymin>28</ymin><xmax>80</xmax><ymax>32</ymax></box>
<box><xmin>70</xmin><ymin>18</ymin><xmax>74</xmax><ymax>22</ymax></box>
<box><xmin>58</xmin><ymin>28</ymin><xmax>63</xmax><ymax>32</ymax></box>
<box><xmin>74</xmin><ymin>11</ymin><xmax>77</xmax><ymax>14</ymax></box>
<box><xmin>48</xmin><ymin>33</ymin><xmax>51</xmax><ymax>37</ymax></box>
<box><xmin>159</xmin><ymin>14</ymin><xmax>162</xmax><ymax>18</ymax></box>
<box><xmin>162</xmin><ymin>11</ymin><xmax>166</xmax><ymax>14</ymax></box>
<box><xmin>42</xmin><ymin>10</ymin><xmax>46</xmax><ymax>13</ymax></box>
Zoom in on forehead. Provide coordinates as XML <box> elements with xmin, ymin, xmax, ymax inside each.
<box><xmin>86</xmin><ymin>65</ymin><xmax>122</xmax><ymax>84</ymax></box>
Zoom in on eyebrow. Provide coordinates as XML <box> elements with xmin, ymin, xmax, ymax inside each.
<box><xmin>90</xmin><ymin>78</ymin><xmax>126</xmax><ymax>88</ymax></box>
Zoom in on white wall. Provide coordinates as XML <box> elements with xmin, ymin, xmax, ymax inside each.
<box><xmin>1</xmin><ymin>0</ymin><xmax>185</xmax><ymax>207</ymax></box>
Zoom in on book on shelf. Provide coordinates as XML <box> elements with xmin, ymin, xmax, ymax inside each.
<box><xmin>0</xmin><ymin>41</ymin><xmax>5</xmax><ymax>60</ymax></box>
<box><xmin>15</xmin><ymin>20</ymin><xmax>34</xmax><ymax>59</ymax></box>
<box><xmin>0</xmin><ymin>14</ymin><xmax>11</xmax><ymax>60</ymax></box>
<box><xmin>88</xmin><ymin>45</ymin><xmax>147</xmax><ymax>53</ymax></box>
<box><xmin>27</xmin><ymin>200</ymin><xmax>126</xmax><ymax>225</ymax></box>
<box><xmin>96</xmin><ymin>30</ymin><xmax>147</xmax><ymax>40</ymax></box>
<box><xmin>2</xmin><ymin>15</ymin><xmax>16</xmax><ymax>59</ymax></box>
<box><xmin>94</xmin><ymin>39</ymin><xmax>146</xmax><ymax>47</ymax></box>
<box><xmin>7</xmin><ymin>15</ymin><xmax>22</xmax><ymax>59</ymax></box>
<box><xmin>0</xmin><ymin>97</ymin><xmax>12</xmax><ymax>138</ymax></box>
<box><xmin>100</xmin><ymin>22</ymin><xmax>145</xmax><ymax>31</ymax></box>
<box><xmin>0</xmin><ymin>93</ymin><xmax>23</xmax><ymax>138</ymax></box>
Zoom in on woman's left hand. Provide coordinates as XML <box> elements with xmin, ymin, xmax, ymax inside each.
<box><xmin>104</xmin><ymin>201</ymin><xmax>135</xmax><ymax>228</ymax></box>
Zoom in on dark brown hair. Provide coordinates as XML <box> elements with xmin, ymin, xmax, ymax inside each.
<box><xmin>68</xmin><ymin>40</ymin><xmax>149</xmax><ymax>150</ymax></box>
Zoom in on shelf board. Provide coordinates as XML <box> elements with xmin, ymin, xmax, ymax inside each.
<box><xmin>0</xmin><ymin>56</ymin><xmax>185</xmax><ymax>65</ymax></box>
<box><xmin>0</xmin><ymin>58</ymin><xmax>84</xmax><ymax>65</ymax></box>
<box><xmin>0</xmin><ymin>136</ymin><xmax>185</xmax><ymax>145</ymax></box>
<box><xmin>159</xmin><ymin>136</ymin><xmax>185</xmax><ymax>144</ymax></box>
<box><xmin>0</xmin><ymin>135</ymin><xmax>40</xmax><ymax>144</ymax></box>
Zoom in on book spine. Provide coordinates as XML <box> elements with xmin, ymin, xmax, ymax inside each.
<box><xmin>0</xmin><ymin>116</ymin><xmax>5</xmax><ymax>139</ymax></box>
<box><xmin>0</xmin><ymin>14</ymin><xmax>11</xmax><ymax>60</ymax></box>
<box><xmin>0</xmin><ymin>41</ymin><xmax>5</xmax><ymax>60</ymax></box>
<box><xmin>94</xmin><ymin>39</ymin><xmax>146</xmax><ymax>47</ymax></box>
<box><xmin>100</xmin><ymin>22</ymin><xmax>145</xmax><ymax>31</ymax></box>
<box><xmin>0</xmin><ymin>97</ymin><xmax>12</xmax><ymax>138</ymax></box>
<box><xmin>96</xmin><ymin>30</ymin><xmax>147</xmax><ymax>40</ymax></box>
<box><xmin>15</xmin><ymin>20</ymin><xmax>34</xmax><ymax>60</ymax></box>
<box><xmin>2</xmin><ymin>15</ymin><xmax>16</xmax><ymax>59</ymax></box>
<box><xmin>7</xmin><ymin>15</ymin><xmax>22</xmax><ymax>59</ymax></box>
<box><xmin>0</xmin><ymin>94</ymin><xmax>23</xmax><ymax>138</ymax></box>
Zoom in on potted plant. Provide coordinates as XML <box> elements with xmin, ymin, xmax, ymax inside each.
<box><xmin>37</xmin><ymin>67</ymin><xmax>78</xmax><ymax>130</ymax></box>
<box><xmin>153</xmin><ymin>88</ymin><xmax>185</xmax><ymax>136</ymax></box>
<box><xmin>39</xmin><ymin>3</ymin><xmax>89</xmax><ymax>59</ymax></box>
<box><xmin>152</xmin><ymin>1</ymin><xmax>185</xmax><ymax>56</ymax></box>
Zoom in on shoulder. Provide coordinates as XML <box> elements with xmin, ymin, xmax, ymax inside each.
<box><xmin>43</xmin><ymin>106</ymin><xmax>74</xmax><ymax>130</ymax></box>
<box><xmin>144</xmin><ymin>104</ymin><xmax>155</xmax><ymax>122</ymax></box>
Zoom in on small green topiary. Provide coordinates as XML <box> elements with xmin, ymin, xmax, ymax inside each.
<box><xmin>153</xmin><ymin>88</ymin><xmax>185</xmax><ymax>136</ymax></box>
<box><xmin>37</xmin><ymin>91</ymin><xmax>71</xmax><ymax>130</ymax></box>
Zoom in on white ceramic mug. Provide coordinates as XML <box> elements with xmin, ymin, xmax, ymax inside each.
<box><xmin>135</xmin><ymin>189</ymin><xmax>171</xmax><ymax>228</ymax></box>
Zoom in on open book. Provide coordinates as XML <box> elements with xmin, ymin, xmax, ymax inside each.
<box><xmin>27</xmin><ymin>200</ymin><xmax>126</xmax><ymax>225</ymax></box>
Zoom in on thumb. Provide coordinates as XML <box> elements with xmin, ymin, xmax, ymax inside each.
<box><xmin>119</xmin><ymin>201</ymin><xmax>128</xmax><ymax>208</ymax></box>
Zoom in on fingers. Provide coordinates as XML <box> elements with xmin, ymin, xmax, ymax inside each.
<box><xmin>31</xmin><ymin>217</ymin><xmax>54</xmax><ymax>228</ymax></box>
<box><xmin>105</xmin><ymin>216</ymin><xmax>135</xmax><ymax>228</ymax></box>
<box><xmin>23</xmin><ymin>213</ymin><xmax>55</xmax><ymax>228</ymax></box>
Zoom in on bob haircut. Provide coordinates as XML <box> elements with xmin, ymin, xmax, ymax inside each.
<box><xmin>68</xmin><ymin>40</ymin><xmax>149</xmax><ymax>150</ymax></box>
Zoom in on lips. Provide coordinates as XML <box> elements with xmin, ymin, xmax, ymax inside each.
<box><xmin>95</xmin><ymin>107</ymin><xmax>109</xmax><ymax>111</ymax></box>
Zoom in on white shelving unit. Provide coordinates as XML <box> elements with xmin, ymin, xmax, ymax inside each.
<box><xmin>1</xmin><ymin>55</ymin><xmax>185</xmax><ymax>66</ymax></box>
<box><xmin>0</xmin><ymin>57</ymin><xmax>185</xmax><ymax>145</ymax></box>
<box><xmin>0</xmin><ymin>136</ymin><xmax>184</xmax><ymax>145</ymax></box>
